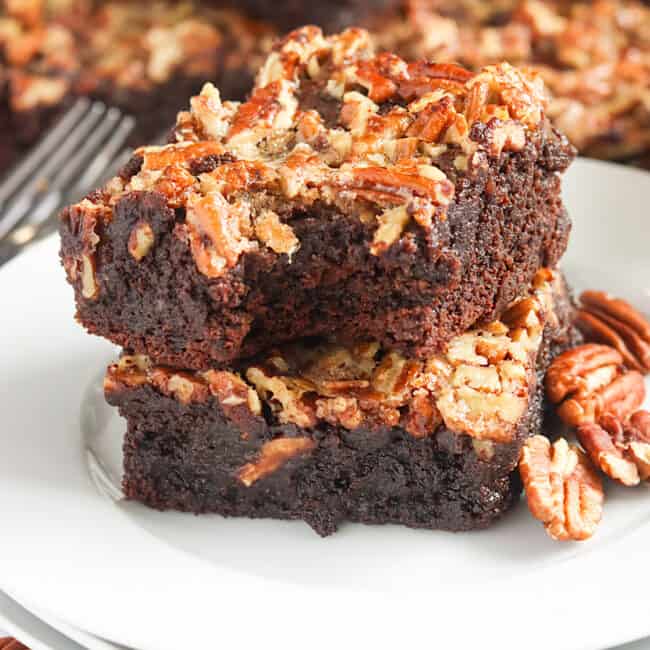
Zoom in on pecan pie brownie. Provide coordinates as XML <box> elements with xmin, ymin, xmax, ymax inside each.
<box><xmin>104</xmin><ymin>269</ymin><xmax>579</xmax><ymax>536</ymax></box>
<box><xmin>60</xmin><ymin>27</ymin><xmax>574</xmax><ymax>369</ymax></box>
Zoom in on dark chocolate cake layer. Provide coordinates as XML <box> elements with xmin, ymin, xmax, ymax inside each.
<box><xmin>105</xmin><ymin>269</ymin><xmax>578</xmax><ymax>536</ymax></box>
<box><xmin>60</xmin><ymin>27</ymin><xmax>574</xmax><ymax>369</ymax></box>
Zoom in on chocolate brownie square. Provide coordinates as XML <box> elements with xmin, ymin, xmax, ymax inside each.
<box><xmin>60</xmin><ymin>27</ymin><xmax>574</xmax><ymax>369</ymax></box>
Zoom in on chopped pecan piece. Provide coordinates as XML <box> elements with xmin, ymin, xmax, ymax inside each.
<box><xmin>577</xmin><ymin>410</ymin><xmax>650</xmax><ymax>486</ymax></box>
<box><xmin>576</xmin><ymin>290</ymin><xmax>650</xmax><ymax>373</ymax></box>
<box><xmin>342</xmin><ymin>164</ymin><xmax>454</xmax><ymax>208</ymax></box>
<box><xmin>254</xmin><ymin>210</ymin><xmax>299</xmax><ymax>257</ymax></box>
<box><xmin>546</xmin><ymin>344</ymin><xmax>646</xmax><ymax>426</ymax></box>
<box><xmin>80</xmin><ymin>253</ymin><xmax>98</xmax><ymax>300</ymax></box>
<box><xmin>149</xmin><ymin>368</ymin><xmax>209</xmax><ymax>405</ymax></box>
<box><xmin>203</xmin><ymin>369</ymin><xmax>263</xmax><ymax>416</ymax></box>
<box><xmin>370</xmin><ymin>205</ymin><xmax>410</xmax><ymax>255</ymax></box>
<box><xmin>519</xmin><ymin>436</ymin><xmax>604</xmax><ymax>541</ymax></box>
<box><xmin>128</xmin><ymin>221</ymin><xmax>154</xmax><ymax>261</ymax></box>
<box><xmin>245</xmin><ymin>366</ymin><xmax>317</xmax><ymax>428</ymax></box>
<box><xmin>183</xmin><ymin>192</ymin><xmax>255</xmax><ymax>278</ymax></box>
<box><xmin>237</xmin><ymin>437</ymin><xmax>316</xmax><ymax>487</ymax></box>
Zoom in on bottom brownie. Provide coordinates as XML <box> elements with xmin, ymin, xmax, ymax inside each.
<box><xmin>105</xmin><ymin>269</ymin><xmax>578</xmax><ymax>536</ymax></box>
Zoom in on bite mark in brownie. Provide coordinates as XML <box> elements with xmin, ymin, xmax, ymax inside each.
<box><xmin>105</xmin><ymin>269</ymin><xmax>579</xmax><ymax>536</ymax></box>
<box><xmin>60</xmin><ymin>26</ymin><xmax>575</xmax><ymax>369</ymax></box>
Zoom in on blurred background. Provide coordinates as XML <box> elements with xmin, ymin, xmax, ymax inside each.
<box><xmin>2</xmin><ymin>0</ymin><xmax>650</xmax><ymax>174</ymax></box>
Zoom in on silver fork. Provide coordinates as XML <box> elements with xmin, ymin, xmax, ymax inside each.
<box><xmin>0</xmin><ymin>98</ymin><xmax>136</xmax><ymax>265</ymax></box>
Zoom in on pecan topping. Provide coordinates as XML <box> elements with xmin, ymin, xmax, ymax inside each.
<box><xmin>245</xmin><ymin>366</ymin><xmax>317</xmax><ymax>428</ymax></box>
<box><xmin>104</xmin><ymin>355</ymin><xmax>152</xmax><ymax>393</ymax></box>
<box><xmin>370</xmin><ymin>205</ymin><xmax>410</xmax><ymax>255</ymax></box>
<box><xmin>254</xmin><ymin>210</ymin><xmax>299</xmax><ymax>257</ymax></box>
<box><xmin>183</xmin><ymin>192</ymin><xmax>255</xmax><ymax>278</ymax></box>
<box><xmin>546</xmin><ymin>344</ymin><xmax>646</xmax><ymax>427</ymax></box>
<box><xmin>576</xmin><ymin>290</ymin><xmax>650</xmax><ymax>373</ymax></box>
<box><xmin>577</xmin><ymin>410</ymin><xmax>650</xmax><ymax>486</ymax></box>
<box><xmin>519</xmin><ymin>436</ymin><xmax>604</xmax><ymax>541</ymax></box>
<box><xmin>60</xmin><ymin>198</ymin><xmax>109</xmax><ymax>300</ymax></box>
<box><xmin>64</xmin><ymin>26</ymin><xmax>552</xmax><ymax>284</ymax></box>
<box><xmin>237</xmin><ymin>437</ymin><xmax>316</xmax><ymax>487</ymax></box>
<box><xmin>149</xmin><ymin>368</ymin><xmax>209</xmax><ymax>405</ymax></box>
<box><xmin>105</xmin><ymin>356</ymin><xmax>260</xmax><ymax>417</ymax></box>
<box><xmin>203</xmin><ymin>369</ymin><xmax>262</xmax><ymax>416</ymax></box>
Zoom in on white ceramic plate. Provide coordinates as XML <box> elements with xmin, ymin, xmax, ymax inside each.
<box><xmin>1</xmin><ymin>158</ymin><xmax>650</xmax><ymax>650</ymax></box>
<box><xmin>9</xmin><ymin>592</ymin><xmax>127</xmax><ymax>650</ymax></box>
<box><xmin>0</xmin><ymin>589</ymin><xmax>88</xmax><ymax>650</ymax></box>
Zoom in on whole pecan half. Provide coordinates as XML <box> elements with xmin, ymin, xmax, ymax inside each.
<box><xmin>576</xmin><ymin>290</ymin><xmax>650</xmax><ymax>373</ymax></box>
<box><xmin>577</xmin><ymin>410</ymin><xmax>650</xmax><ymax>486</ymax></box>
<box><xmin>519</xmin><ymin>436</ymin><xmax>604</xmax><ymax>541</ymax></box>
<box><xmin>545</xmin><ymin>344</ymin><xmax>646</xmax><ymax>427</ymax></box>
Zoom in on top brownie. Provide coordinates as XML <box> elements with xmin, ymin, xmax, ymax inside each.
<box><xmin>59</xmin><ymin>26</ymin><xmax>574</xmax><ymax>369</ymax></box>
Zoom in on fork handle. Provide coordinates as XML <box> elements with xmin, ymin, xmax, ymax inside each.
<box><xmin>0</xmin><ymin>238</ymin><xmax>23</xmax><ymax>266</ymax></box>
<box><xmin>0</xmin><ymin>219</ymin><xmax>58</xmax><ymax>266</ymax></box>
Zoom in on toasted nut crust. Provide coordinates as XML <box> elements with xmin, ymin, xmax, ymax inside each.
<box><xmin>519</xmin><ymin>436</ymin><xmax>604</xmax><ymax>541</ymax></box>
<box><xmin>237</xmin><ymin>437</ymin><xmax>316</xmax><ymax>487</ymax></box>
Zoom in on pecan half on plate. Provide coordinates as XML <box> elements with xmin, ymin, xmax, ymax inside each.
<box><xmin>519</xmin><ymin>436</ymin><xmax>604</xmax><ymax>541</ymax></box>
<box><xmin>576</xmin><ymin>290</ymin><xmax>650</xmax><ymax>373</ymax></box>
<box><xmin>577</xmin><ymin>410</ymin><xmax>650</xmax><ymax>486</ymax></box>
<box><xmin>545</xmin><ymin>344</ymin><xmax>646</xmax><ymax>427</ymax></box>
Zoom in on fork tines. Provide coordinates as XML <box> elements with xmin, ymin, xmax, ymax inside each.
<box><xmin>0</xmin><ymin>99</ymin><xmax>136</xmax><ymax>240</ymax></box>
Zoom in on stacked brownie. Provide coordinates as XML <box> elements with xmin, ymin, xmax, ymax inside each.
<box><xmin>60</xmin><ymin>27</ymin><xmax>578</xmax><ymax>535</ymax></box>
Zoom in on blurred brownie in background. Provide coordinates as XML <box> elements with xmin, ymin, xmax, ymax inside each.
<box><xmin>0</xmin><ymin>0</ymin><xmax>272</xmax><ymax>171</ymax></box>
<box><xmin>379</xmin><ymin>0</ymin><xmax>650</xmax><ymax>162</ymax></box>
